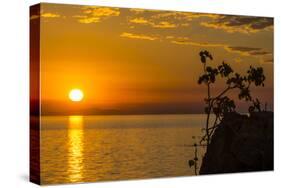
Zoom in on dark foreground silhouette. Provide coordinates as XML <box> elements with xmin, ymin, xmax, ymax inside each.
<box><xmin>188</xmin><ymin>50</ymin><xmax>272</xmax><ymax>175</ymax></box>
<box><xmin>200</xmin><ymin>111</ymin><xmax>273</xmax><ymax>174</ymax></box>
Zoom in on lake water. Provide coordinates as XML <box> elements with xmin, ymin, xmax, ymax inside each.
<box><xmin>40</xmin><ymin>114</ymin><xmax>206</xmax><ymax>184</ymax></box>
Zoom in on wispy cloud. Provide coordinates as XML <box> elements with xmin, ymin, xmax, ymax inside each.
<box><xmin>130</xmin><ymin>17</ymin><xmax>149</xmax><ymax>24</ymax></box>
<box><xmin>41</xmin><ymin>12</ymin><xmax>60</xmax><ymax>18</ymax></box>
<box><xmin>262</xmin><ymin>58</ymin><xmax>273</xmax><ymax>64</ymax></box>
<box><xmin>169</xmin><ymin>37</ymin><xmax>272</xmax><ymax>59</ymax></box>
<box><xmin>127</xmin><ymin>11</ymin><xmax>223</xmax><ymax>30</ymax></box>
<box><xmin>169</xmin><ymin>36</ymin><xmax>225</xmax><ymax>48</ymax></box>
<box><xmin>122</xmin><ymin>8</ymin><xmax>273</xmax><ymax>62</ymax></box>
<box><xmin>74</xmin><ymin>15</ymin><xmax>100</xmax><ymax>24</ymax></box>
<box><xmin>75</xmin><ymin>7</ymin><xmax>120</xmax><ymax>24</ymax></box>
<box><xmin>250</xmin><ymin>51</ymin><xmax>272</xmax><ymax>56</ymax></box>
<box><xmin>30</xmin><ymin>12</ymin><xmax>60</xmax><ymax>20</ymax></box>
<box><xmin>120</xmin><ymin>32</ymin><xmax>158</xmax><ymax>41</ymax></box>
<box><xmin>83</xmin><ymin>7</ymin><xmax>120</xmax><ymax>17</ymax></box>
<box><xmin>226</xmin><ymin>46</ymin><xmax>272</xmax><ymax>56</ymax></box>
<box><xmin>152</xmin><ymin>21</ymin><xmax>176</xmax><ymax>28</ymax></box>
<box><xmin>151</xmin><ymin>12</ymin><xmax>220</xmax><ymax>21</ymax></box>
<box><xmin>120</xmin><ymin>31</ymin><xmax>271</xmax><ymax>59</ymax></box>
<box><xmin>129</xmin><ymin>8</ymin><xmax>273</xmax><ymax>34</ymax></box>
<box><xmin>129</xmin><ymin>17</ymin><xmax>177</xmax><ymax>29</ymax></box>
<box><xmin>129</xmin><ymin>8</ymin><xmax>161</xmax><ymax>14</ymax></box>
<box><xmin>201</xmin><ymin>16</ymin><xmax>273</xmax><ymax>34</ymax></box>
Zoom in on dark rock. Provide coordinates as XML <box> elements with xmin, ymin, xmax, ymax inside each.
<box><xmin>199</xmin><ymin>111</ymin><xmax>273</xmax><ymax>174</ymax></box>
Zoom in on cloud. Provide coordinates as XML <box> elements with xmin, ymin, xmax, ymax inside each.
<box><xmin>130</xmin><ymin>17</ymin><xmax>149</xmax><ymax>24</ymax></box>
<box><xmin>129</xmin><ymin>10</ymin><xmax>219</xmax><ymax>28</ymax></box>
<box><xmin>129</xmin><ymin>8</ymin><xmax>147</xmax><ymax>14</ymax></box>
<box><xmin>171</xmin><ymin>40</ymin><xmax>223</xmax><ymax>47</ymax></box>
<box><xmin>263</xmin><ymin>58</ymin><xmax>273</xmax><ymax>64</ymax></box>
<box><xmin>129</xmin><ymin>9</ymin><xmax>273</xmax><ymax>34</ymax></box>
<box><xmin>249</xmin><ymin>51</ymin><xmax>272</xmax><ymax>56</ymax></box>
<box><xmin>128</xmin><ymin>11</ymin><xmax>221</xmax><ymax>30</ymax></box>
<box><xmin>152</xmin><ymin>21</ymin><xmax>176</xmax><ymax>28</ymax></box>
<box><xmin>226</xmin><ymin>46</ymin><xmax>272</xmax><ymax>56</ymax></box>
<box><xmin>172</xmin><ymin>41</ymin><xmax>224</xmax><ymax>48</ymax></box>
<box><xmin>227</xmin><ymin>46</ymin><xmax>261</xmax><ymax>52</ymax></box>
<box><xmin>169</xmin><ymin>37</ymin><xmax>272</xmax><ymax>58</ymax></box>
<box><xmin>151</xmin><ymin>12</ymin><xmax>219</xmax><ymax>21</ymax></box>
<box><xmin>129</xmin><ymin>17</ymin><xmax>176</xmax><ymax>29</ymax></box>
<box><xmin>76</xmin><ymin>17</ymin><xmax>100</xmax><ymax>24</ymax></box>
<box><xmin>41</xmin><ymin>12</ymin><xmax>60</xmax><ymax>18</ymax></box>
<box><xmin>120</xmin><ymin>32</ymin><xmax>158</xmax><ymax>41</ymax></box>
<box><xmin>170</xmin><ymin>37</ymin><xmax>225</xmax><ymax>48</ymax></box>
<box><xmin>83</xmin><ymin>7</ymin><xmax>120</xmax><ymax>17</ymax></box>
<box><xmin>129</xmin><ymin>8</ymin><xmax>161</xmax><ymax>14</ymax></box>
<box><xmin>201</xmin><ymin>16</ymin><xmax>273</xmax><ymax>33</ymax></box>
<box><xmin>30</xmin><ymin>12</ymin><xmax>60</xmax><ymax>20</ymax></box>
<box><xmin>75</xmin><ymin>7</ymin><xmax>120</xmax><ymax>24</ymax></box>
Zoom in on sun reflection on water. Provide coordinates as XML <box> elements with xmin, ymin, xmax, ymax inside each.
<box><xmin>67</xmin><ymin>115</ymin><xmax>84</xmax><ymax>183</ymax></box>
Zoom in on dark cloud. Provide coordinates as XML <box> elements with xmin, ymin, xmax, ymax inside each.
<box><xmin>264</xmin><ymin>58</ymin><xmax>274</xmax><ymax>63</ymax></box>
<box><xmin>221</xmin><ymin>16</ymin><xmax>272</xmax><ymax>28</ymax></box>
<box><xmin>249</xmin><ymin>51</ymin><xmax>272</xmax><ymax>56</ymax></box>
<box><xmin>201</xmin><ymin>15</ymin><xmax>273</xmax><ymax>33</ymax></box>
<box><xmin>227</xmin><ymin>46</ymin><xmax>272</xmax><ymax>57</ymax></box>
<box><xmin>228</xmin><ymin>46</ymin><xmax>261</xmax><ymax>52</ymax></box>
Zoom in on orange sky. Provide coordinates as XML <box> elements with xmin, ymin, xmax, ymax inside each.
<box><xmin>32</xmin><ymin>3</ymin><xmax>274</xmax><ymax>115</ymax></box>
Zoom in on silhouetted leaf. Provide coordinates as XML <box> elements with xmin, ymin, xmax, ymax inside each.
<box><xmin>201</xmin><ymin>56</ymin><xmax>206</xmax><ymax>63</ymax></box>
<box><xmin>188</xmin><ymin>160</ymin><xmax>195</xmax><ymax>167</ymax></box>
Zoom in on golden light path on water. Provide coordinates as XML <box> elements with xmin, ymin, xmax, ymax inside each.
<box><xmin>67</xmin><ymin>115</ymin><xmax>84</xmax><ymax>183</ymax></box>
<box><xmin>41</xmin><ymin>114</ymin><xmax>208</xmax><ymax>184</ymax></box>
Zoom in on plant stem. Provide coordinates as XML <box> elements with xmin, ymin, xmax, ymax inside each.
<box><xmin>206</xmin><ymin>89</ymin><xmax>211</xmax><ymax>146</ymax></box>
<box><xmin>203</xmin><ymin>63</ymin><xmax>211</xmax><ymax>146</ymax></box>
<box><xmin>214</xmin><ymin>86</ymin><xmax>231</xmax><ymax>100</ymax></box>
<box><xmin>194</xmin><ymin>144</ymin><xmax>198</xmax><ymax>175</ymax></box>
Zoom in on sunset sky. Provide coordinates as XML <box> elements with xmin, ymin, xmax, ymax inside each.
<box><xmin>32</xmin><ymin>3</ymin><xmax>273</xmax><ymax>115</ymax></box>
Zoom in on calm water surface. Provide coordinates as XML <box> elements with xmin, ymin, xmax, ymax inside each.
<box><xmin>41</xmin><ymin>114</ymin><xmax>206</xmax><ymax>184</ymax></box>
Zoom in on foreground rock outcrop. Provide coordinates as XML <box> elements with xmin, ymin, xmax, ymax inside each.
<box><xmin>200</xmin><ymin>112</ymin><xmax>273</xmax><ymax>174</ymax></box>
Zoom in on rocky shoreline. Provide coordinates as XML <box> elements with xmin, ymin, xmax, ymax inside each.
<box><xmin>200</xmin><ymin>112</ymin><xmax>273</xmax><ymax>174</ymax></box>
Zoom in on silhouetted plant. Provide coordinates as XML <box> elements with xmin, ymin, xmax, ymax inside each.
<box><xmin>189</xmin><ymin>139</ymin><xmax>199</xmax><ymax>175</ymax></box>
<box><xmin>188</xmin><ymin>50</ymin><xmax>266</xmax><ymax>174</ymax></box>
<box><xmin>249</xmin><ymin>98</ymin><xmax>261</xmax><ymax>113</ymax></box>
<box><xmin>198</xmin><ymin>50</ymin><xmax>265</xmax><ymax>145</ymax></box>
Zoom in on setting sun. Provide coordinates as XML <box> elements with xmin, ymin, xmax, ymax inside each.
<box><xmin>69</xmin><ymin>89</ymin><xmax>84</xmax><ymax>102</ymax></box>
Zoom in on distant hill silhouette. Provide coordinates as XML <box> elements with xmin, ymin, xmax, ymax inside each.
<box><xmin>40</xmin><ymin>101</ymin><xmax>206</xmax><ymax>115</ymax></box>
